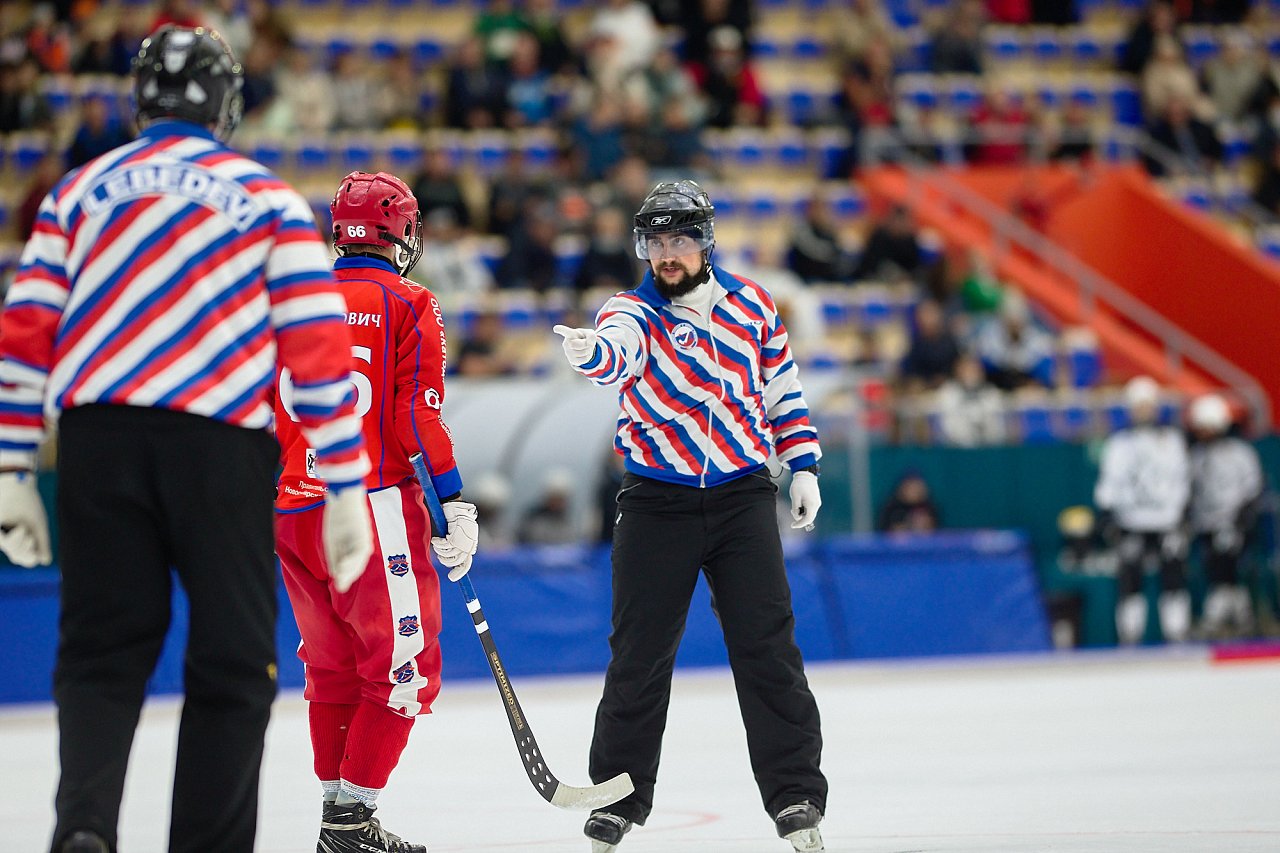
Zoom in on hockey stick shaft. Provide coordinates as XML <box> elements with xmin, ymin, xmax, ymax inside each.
<box><xmin>409</xmin><ymin>453</ymin><xmax>633</xmax><ymax>811</ymax></box>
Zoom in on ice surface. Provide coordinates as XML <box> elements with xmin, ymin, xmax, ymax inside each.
<box><xmin>2</xmin><ymin>649</ymin><xmax>1277</xmax><ymax>852</ymax></box>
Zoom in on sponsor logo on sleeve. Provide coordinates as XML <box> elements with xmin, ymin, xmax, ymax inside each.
<box><xmin>397</xmin><ymin>615</ymin><xmax>420</xmax><ymax>637</ymax></box>
<box><xmin>392</xmin><ymin>661</ymin><xmax>415</xmax><ymax>683</ymax></box>
<box><xmin>387</xmin><ymin>554</ymin><xmax>410</xmax><ymax>576</ymax></box>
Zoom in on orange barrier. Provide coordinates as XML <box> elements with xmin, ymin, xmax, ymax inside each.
<box><xmin>860</xmin><ymin>165</ymin><xmax>1259</xmax><ymax>404</ymax></box>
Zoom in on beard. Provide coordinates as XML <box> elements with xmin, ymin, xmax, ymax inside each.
<box><xmin>653</xmin><ymin>255</ymin><xmax>711</xmax><ymax>300</ymax></box>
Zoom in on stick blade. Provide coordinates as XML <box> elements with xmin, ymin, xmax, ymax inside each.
<box><xmin>548</xmin><ymin>772</ymin><xmax>635</xmax><ymax>811</ymax></box>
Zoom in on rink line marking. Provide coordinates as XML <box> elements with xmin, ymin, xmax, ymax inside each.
<box><xmin>1211</xmin><ymin>641</ymin><xmax>1280</xmax><ymax>663</ymax></box>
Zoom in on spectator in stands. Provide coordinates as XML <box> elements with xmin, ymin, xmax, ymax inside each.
<box><xmin>456</xmin><ymin>309</ymin><xmax>516</xmax><ymax>378</ymax></box>
<box><xmin>967</xmin><ymin>87</ymin><xmax>1032</xmax><ymax>165</ymax></box>
<box><xmin>574</xmin><ymin>206</ymin><xmax>639</xmax><ymax>297</ymax></box>
<box><xmin>1251</xmin><ymin>141</ymin><xmax>1280</xmax><ymax>213</ymax></box>
<box><xmin>152</xmin><ymin>0</ymin><xmax>203</xmax><ymax>31</ymax></box>
<box><xmin>273</xmin><ymin>43</ymin><xmax>335</xmax><ymax>134</ymax></box>
<box><xmin>25</xmin><ymin>2</ymin><xmax>70</xmax><ymax>73</ymax></box>
<box><xmin>834</xmin><ymin>35</ymin><xmax>897</xmax><ymax>146</ymax></box>
<box><xmin>67</xmin><ymin>96</ymin><xmax>133</xmax><ymax>170</ymax></box>
<box><xmin>486</xmin><ymin>148</ymin><xmax>552</xmax><ymax>237</ymax></box>
<box><xmin>678</xmin><ymin>0</ymin><xmax>754</xmax><ymax>69</ymax></box>
<box><xmin>934</xmin><ymin>354</ymin><xmax>1007</xmax><ymax>447</ymax></box>
<box><xmin>417</xmin><ymin>208</ymin><xmax>495</xmax><ymax>299</ymax></box>
<box><xmin>503</xmin><ymin>32</ymin><xmax>553</xmax><ymax>128</ymax></box>
<box><xmin>585</xmin><ymin>0</ymin><xmax>661</xmax><ymax>90</ymax></box>
<box><xmin>1143</xmin><ymin>94</ymin><xmax>1223</xmax><ymax>177</ymax></box>
<box><xmin>202</xmin><ymin>0</ymin><xmax>254</xmax><ymax>61</ymax></box>
<box><xmin>851</xmin><ymin>204</ymin><xmax>923</xmax><ymax>283</ymax></box>
<box><xmin>72</xmin><ymin>16</ymin><xmax>133</xmax><ymax>76</ymax></box>
<box><xmin>826</xmin><ymin>0</ymin><xmax>898</xmax><ymax>71</ymax></box>
<box><xmin>1187</xmin><ymin>0</ymin><xmax>1251</xmax><ymax>24</ymax></box>
<box><xmin>1118</xmin><ymin>0</ymin><xmax>1179</xmax><ymax>77</ymax></box>
<box><xmin>517</xmin><ymin>468</ymin><xmax>579</xmax><ymax>545</ymax></box>
<box><xmin>1142</xmin><ymin>36</ymin><xmax>1204</xmax><ymax>125</ymax></box>
<box><xmin>1200</xmin><ymin>30</ymin><xmax>1263</xmax><ymax>124</ymax></box>
<box><xmin>622</xmin><ymin>44</ymin><xmax>708</xmax><ymax>168</ymax></box>
<box><xmin>331</xmin><ymin>51</ymin><xmax>388</xmax><ymax>131</ymax></box>
<box><xmin>786</xmin><ymin>194</ymin><xmax>854</xmax><ymax>283</ymax></box>
<box><xmin>470</xmin><ymin>472</ymin><xmax>514</xmax><ymax>551</ymax></box>
<box><xmin>974</xmin><ymin>289</ymin><xmax>1056</xmax><ymax>390</ymax></box>
<box><xmin>474</xmin><ymin>0</ymin><xmax>531</xmax><ymax>69</ymax></box>
<box><xmin>14</xmin><ymin>149</ymin><xmax>64</xmax><ymax>243</ymax></box>
<box><xmin>411</xmin><ymin>147</ymin><xmax>473</xmax><ymax>229</ymax></box>
<box><xmin>496</xmin><ymin>204</ymin><xmax>562</xmax><ymax>292</ymax></box>
<box><xmin>689</xmin><ymin>25</ymin><xmax>766</xmax><ymax>129</ymax></box>
<box><xmin>0</xmin><ymin>56</ymin><xmax>53</xmax><ymax>133</ymax></box>
<box><xmin>379</xmin><ymin>49</ymin><xmax>427</xmax><ymax>131</ymax></box>
<box><xmin>928</xmin><ymin>0</ymin><xmax>985</xmax><ymax>75</ymax></box>
<box><xmin>524</xmin><ymin>0</ymin><xmax>573</xmax><ymax>76</ymax></box>
<box><xmin>236</xmin><ymin>34</ymin><xmax>280</xmax><ymax>126</ymax></box>
<box><xmin>899</xmin><ymin>299</ymin><xmax>961</xmax><ymax>392</ymax></box>
<box><xmin>1046</xmin><ymin>95</ymin><xmax>1097</xmax><ymax>162</ymax></box>
<box><xmin>1030</xmin><ymin>0</ymin><xmax>1079</xmax><ymax>24</ymax></box>
<box><xmin>1187</xmin><ymin>393</ymin><xmax>1263</xmax><ymax>638</ymax></box>
<box><xmin>877</xmin><ymin>470</ymin><xmax>941</xmax><ymax>533</ymax></box>
<box><xmin>443</xmin><ymin>35</ymin><xmax>508</xmax><ymax>129</ymax></box>
<box><xmin>569</xmin><ymin>84</ymin><xmax>627</xmax><ymax>181</ymax></box>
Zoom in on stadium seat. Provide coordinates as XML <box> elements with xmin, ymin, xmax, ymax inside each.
<box><xmin>1030</xmin><ymin>29</ymin><xmax>1064</xmax><ymax>63</ymax></box>
<box><xmin>41</xmin><ymin>76</ymin><xmax>75</xmax><ymax>114</ymax></box>
<box><xmin>791</xmin><ymin>37</ymin><xmax>826</xmax><ymax>61</ymax></box>
<box><xmin>412</xmin><ymin>39</ymin><xmax>445</xmax><ymax>67</ymax></box>
<box><xmin>985</xmin><ymin>28</ymin><xmax>1025</xmax><ymax>63</ymax></box>
<box><xmin>1014</xmin><ymin>403</ymin><xmax>1058</xmax><ymax>445</ymax></box>
<box><xmin>294</xmin><ymin>140</ymin><xmax>334</xmax><ymax>172</ymax></box>
<box><xmin>10</xmin><ymin>134</ymin><xmax>50</xmax><ymax>173</ymax></box>
<box><xmin>1182</xmin><ymin>28</ymin><xmax>1219</xmax><ymax>66</ymax></box>
<box><xmin>897</xmin><ymin>74</ymin><xmax>939</xmax><ymax>110</ymax></box>
<box><xmin>946</xmin><ymin>77</ymin><xmax>984</xmax><ymax>115</ymax></box>
<box><xmin>1069</xmin><ymin>29</ymin><xmax>1104</xmax><ymax>63</ymax></box>
<box><xmin>1110</xmin><ymin>82</ymin><xmax>1143</xmax><ymax>126</ymax></box>
<box><xmin>340</xmin><ymin>138</ymin><xmax>375</xmax><ymax>172</ymax></box>
<box><xmin>1056</xmin><ymin>402</ymin><xmax>1095</xmax><ymax>442</ymax></box>
<box><xmin>386</xmin><ymin>137</ymin><xmax>426</xmax><ymax>172</ymax></box>
<box><xmin>249</xmin><ymin>140</ymin><xmax>285</xmax><ymax>171</ymax></box>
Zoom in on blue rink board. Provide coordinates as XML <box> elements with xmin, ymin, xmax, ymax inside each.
<box><xmin>0</xmin><ymin>531</ymin><xmax>1050</xmax><ymax>705</ymax></box>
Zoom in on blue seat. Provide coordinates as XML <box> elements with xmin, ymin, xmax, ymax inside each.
<box><xmin>776</xmin><ymin>136</ymin><xmax>809</xmax><ymax>168</ymax></box>
<box><xmin>1110</xmin><ymin>83</ymin><xmax>1143</xmax><ymax>126</ymax></box>
<box><xmin>730</xmin><ymin>136</ymin><xmax>765</xmax><ymax>168</ymax></box>
<box><xmin>1183</xmin><ymin>30</ymin><xmax>1219</xmax><ymax>65</ymax></box>
<box><xmin>832</xmin><ymin>189</ymin><xmax>866</xmax><ymax>219</ymax></box>
<box><xmin>791</xmin><ymin>37</ymin><xmax>825</xmax><ymax>60</ymax></box>
<box><xmin>43</xmin><ymin>78</ymin><xmax>75</xmax><ymax>114</ymax></box>
<box><xmin>1057</xmin><ymin>404</ymin><xmax>1094</xmax><ymax>441</ymax></box>
<box><xmin>1030</xmin><ymin>30</ymin><xmax>1064</xmax><ymax>62</ymax></box>
<box><xmin>747</xmin><ymin>195</ymin><xmax>780</xmax><ymax>219</ymax></box>
<box><xmin>294</xmin><ymin>140</ymin><xmax>333</xmax><ymax>172</ymax></box>
<box><xmin>386</xmin><ymin>139</ymin><xmax>425</xmax><ymax>172</ymax></box>
<box><xmin>1104</xmin><ymin>403</ymin><xmax>1130</xmax><ymax>432</ymax></box>
<box><xmin>413</xmin><ymin>39</ymin><xmax>444</xmax><ymax>67</ymax></box>
<box><xmin>341</xmin><ymin>139</ymin><xmax>375</xmax><ymax>171</ymax></box>
<box><xmin>985</xmin><ymin>30</ymin><xmax>1025</xmax><ymax>63</ymax></box>
<box><xmin>857</xmin><ymin>294</ymin><xmax>892</xmax><ymax>326</ymax></box>
<box><xmin>947</xmin><ymin>78</ymin><xmax>983</xmax><ymax>114</ymax></box>
<box><xmin>12</xmin><ymin>136</ymin><xmax>50</xmax><ymax>172</ymax></box>
<box><xmin>368</xmin><ymin>38</ymin><xmax>401</xmax><ymax>62</ymax></box>
<box><xmin>250</xmin><ymin>140</ymin><xmax>284</xmax><ymax>171</ymax></box>
<box><xmin>1066</xmin><ymin>346</ymin><xmax>1102</xmax><ymax>388</ymax></box>
<box><xmin>1016</xmin><ymin>405</ymin><xmax>1058</xmax><ymax>445</ymax></box>
<box><xmin>786</xmin><ymin>89</ymin><xmax>820</xmax><ymax>125</ymax></box>
<box><xmin>752</xmin><ymin>36</ymin><xmax>782</xmax><ymax>59</ymax></box>
<box><xmin>1070</xmin><ymin>30</ymin><xmax>1103</xmax><ymax>63</ymax></box>
<box><xmin>898</xmin><ymin>77</ymin><xmax>939</xmax><ymax>110</ymax></box>
<box><xmin>1180</xmin><ymin>184</ymin><xmax>1212</xmax><ymax>212</ymax></box>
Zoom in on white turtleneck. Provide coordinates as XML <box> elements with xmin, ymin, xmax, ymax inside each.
<box><xmin>670</xmin><ymin>272</ymin><xmax>720</xmax><ymax>317</ymax></box>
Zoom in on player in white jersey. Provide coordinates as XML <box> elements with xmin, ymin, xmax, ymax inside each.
<box><xmin>1094</xmin><ymin>376</ymin><xmax>1190</xmax><ymax>645</ymax></box>
<box><xmin>1187</xmin><ymin>394</ymin><xmax>1264</xmax><ymax>636</ymax></box>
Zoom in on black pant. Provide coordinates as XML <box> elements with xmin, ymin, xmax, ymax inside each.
<box><xmin>588</xmin><ymin>472</ymin><xmax>826</xmax><ymax>824</ymax></box>
<box><xmin>52</xmin><ymin>405</ymin><xmax>279</xmax><ymax>853</ymax></box>
<box><xmin>1115</xmin><ymin>529</ymin><xmax>1186</xmax><ymax>598</ymax></box>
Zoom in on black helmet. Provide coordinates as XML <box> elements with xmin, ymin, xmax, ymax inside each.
<box><xmin>133</xmin><ymin>26</ymin><xmax>244</xmax><ymax>142</ymax></box>
<box><xmin>633</xmin><ymin>180</ymin><xmax>715</xmax><ymax>260</ymax></box>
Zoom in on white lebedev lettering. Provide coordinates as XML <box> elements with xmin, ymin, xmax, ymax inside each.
<box><xmin>81</xmin><ymin>164</ymin><xmax>259</xmax><ymax>230</ymax></box>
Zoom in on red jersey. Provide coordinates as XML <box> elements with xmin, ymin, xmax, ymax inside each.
<box><xmin>275</xmin><ymin>255</ymin><xmax>461</xmax><ymax>510</ymax></box>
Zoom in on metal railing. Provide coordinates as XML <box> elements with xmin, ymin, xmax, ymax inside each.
<box><xmin>859</xmin><ymin>127</ymin><xmax>1272</xmax><ymax>432</ymax></box>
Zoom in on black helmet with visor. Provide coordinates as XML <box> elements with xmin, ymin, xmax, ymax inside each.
<box><xmin>633</xmin><ymin>180</ymin><xmax>715</xmax><ymax>260</ymax></box>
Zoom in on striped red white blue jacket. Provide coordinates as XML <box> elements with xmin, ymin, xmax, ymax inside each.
<box><xmin>0</xmin><ymin>120</ymin><xmax>368</xmax><ymax>490</ymax></box>
<box><xmin>576</xmin><ymin>265</ymin><xmax>820</xmax><ymax>488</ymax></box>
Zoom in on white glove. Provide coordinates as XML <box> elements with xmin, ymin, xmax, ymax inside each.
<box><xmin>552</xmin><ymin>324</ymin><xmax>600</xmax><ymax>367</ymax></box>
<box><xmin>323</xmin><ymin>486</ymin><xmax>374</xmax><ymax>593</ymax></box>
<box><xmin>789</xmin><ymin>470</ymin><xmax>822</xmax><ymax>531</ymax></box>
<box><xmin>431</xmin><ymin>500</ymin><xmax>479</xmax><ymax>581</ymax></box>
<box><xmin>0</xmin><ymin>470</ymin><xmax>52</xmax><ymax>567</ymax></box>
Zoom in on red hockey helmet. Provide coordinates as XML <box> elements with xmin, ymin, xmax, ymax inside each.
<box><xmin>330</xmin><ymin>171</ymin><xmax>423</xmax><ymax>275</ymax></box>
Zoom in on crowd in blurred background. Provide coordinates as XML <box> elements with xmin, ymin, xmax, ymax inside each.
<box><xmin>3</xmin><ymin>0</ymin><xmax>1280</xmax><ymax>447</ymax></box>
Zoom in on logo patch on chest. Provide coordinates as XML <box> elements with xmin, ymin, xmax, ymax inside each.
<box><xmin>670</xmin><ymin>322</ymin><xmax>698</xmax><ymax>351</ymax></box>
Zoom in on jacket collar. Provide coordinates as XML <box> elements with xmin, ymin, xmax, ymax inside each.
<box><xmin>632</xmin><ymin>261</ymin><xmax>743</xmax><ymax>308</ymax></box>
<box><xmin>334</xmin><ymin>255</ymin><xmax>398</xmax><ymax>273</ymax></box>
<box><xmin>139</xmin><ymin>119</ymin><xmax>217</xmax><ymax>142</ymax></box>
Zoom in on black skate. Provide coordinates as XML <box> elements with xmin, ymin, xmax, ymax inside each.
<box><xmin>59</xmin><ymin>831</ymin><xmax>109</xmax><ymax>853</ymax></box>
<box><xmin>318</xmin><ymin>801</ymin><xmax>426</xmax><ymax>853</ymax></box>
<box><xmin>774</xmin><ymin>801</ymin><xmax>824</xmax><ymax>852</ymax></box>
<box><xmin>583</xmin><ymin>811</ymin><xmax>632</xmax><ymax>852</ymax></box>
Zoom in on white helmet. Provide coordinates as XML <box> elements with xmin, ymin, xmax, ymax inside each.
<box><xmin>1189</xmin><ymin>394</ymin><xmax>1231</xmax><ymax>433</ymax></box>
<box><xmin>1124</xmin><ymin>376</ymin><xmax>1160</xmax><ymax>408</ymax></box>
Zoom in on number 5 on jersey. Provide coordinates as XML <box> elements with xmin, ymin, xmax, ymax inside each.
<box><xmin>280</xmin><ymin>345</ymin><xmax>373</xmax><ymax>421</ymax></box>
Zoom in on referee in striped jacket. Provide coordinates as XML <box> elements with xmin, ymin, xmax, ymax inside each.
<box><xmin>0</xmin><ymin>28</ymin><xmax>374</xmax><ymax>853</ymax></box>
<box><xmin>554</xmin><ymin>181</ymin><xmax>827</xmax><ymax>853</ymax></box>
